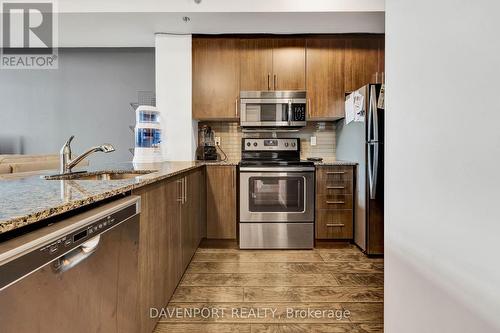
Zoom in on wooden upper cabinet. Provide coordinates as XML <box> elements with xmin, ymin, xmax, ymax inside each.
<box><xmin>344</xmin><ymin>36</ymin><xmax>384</xmax><ymax>92</ymax></box>
<box><xmin>272</xmin><ymin>39</ymin><xmax>306</xmax><ymax>90</ymax></box>
<box><xmin>378</xmin><ymin>38</ymin><xmax>385</xmax><ymax>81</ymax></box>
<box><xmin>240</xmin><ymin>38</ymin><xmax>306</xmax><ymax>91</ymax></box>
<box><xmin>240</xmin><ymin>39</ymin><xmax>273</xmax><ymax>91</ymax></box>
<box><xmin>192</xmin><ymin>38</ymin><xmax>240</xmax><ymax>120</ymax></box>
<box><xmin>306</xmin><ymin>38</ymin><xmax>345</xmax><ymax>120</ymax></box>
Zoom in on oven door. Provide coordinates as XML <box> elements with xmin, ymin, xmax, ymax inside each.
<box><xmin>239</xmin><ymin>168</ymin><xmax>314</xmax><ymax>222</ymax></box>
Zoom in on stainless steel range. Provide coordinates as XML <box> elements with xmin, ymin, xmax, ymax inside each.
<box><xmin>239</xmin><ymin>138</ymin><xmax>315</xmax><ymax>249</ymax></box>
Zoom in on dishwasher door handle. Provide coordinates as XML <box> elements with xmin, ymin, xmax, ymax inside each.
<box><xmin>52</xmin><ymin>235</ymin><xmax>101</xmax><ymax>274</ymax></box>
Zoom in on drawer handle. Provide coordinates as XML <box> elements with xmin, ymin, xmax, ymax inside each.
<box><xmin>326</xmin><ymin>223</ymin><xmax>345</xmax><ymax>227</ymax></box>
<box><xmin>326</xmin><ymin>172</ymin><xmax>346</xmax><ymax>175</ymax></box>
<box><xmin>326</xmin><ymin>201</ymin><xmax>345</xmax><ymax>204</ymax></box>
<box><xmin>327</xmin><ymin>186</ymin><xmax>345</xmax><ymax>189</ymax></box>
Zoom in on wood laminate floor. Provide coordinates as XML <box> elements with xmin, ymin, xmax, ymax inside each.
<box><xmin>154</xmin><ymin>241</ymin><xmax>383</xmax><ymax>333</ymax></box>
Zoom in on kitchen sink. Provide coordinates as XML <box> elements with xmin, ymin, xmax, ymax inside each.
<box><xmin>43</xmin><ymin>170</ymin><xmax>156</xmax><ymax>181</ymax></box>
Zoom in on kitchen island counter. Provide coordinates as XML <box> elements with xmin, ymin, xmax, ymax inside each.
<box><xmin>0</xmin><ymin>160</ymin><xmax>236</xmax><ymax>235</ymax></box>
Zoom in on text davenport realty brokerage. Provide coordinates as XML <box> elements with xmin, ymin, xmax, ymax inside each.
<box><xmin>150</xmin><ymin>306</ymin><xmax>351</xmax><ymax>320</ymax></box>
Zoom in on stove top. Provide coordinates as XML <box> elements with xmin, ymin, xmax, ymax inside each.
<box><xmin>240</xmin><ymin>137</ymin><xmax>315</xmax><ymax>168</ymax></box>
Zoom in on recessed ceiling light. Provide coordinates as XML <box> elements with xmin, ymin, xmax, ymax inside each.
<box><xmin>182</xmin><ymin>16</ymin><xmax>191</xmax><ymax>23</ymax></box>
<box><xmin>194</xmin><ymin>0</ymin><xmax>202</xmax><ymax>4</ymax></box>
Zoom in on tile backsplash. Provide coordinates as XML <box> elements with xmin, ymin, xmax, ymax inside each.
<box><xmin>197</xmin><ymin>122</ymin><xmax>336</xmax><ymax>161</ymax></box>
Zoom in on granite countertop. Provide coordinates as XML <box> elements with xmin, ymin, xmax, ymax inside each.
<box><xmin>0</xmin><ymin>157</ymin><xmax>353</xmax><ymax>235</ymax></box>
<box><xmin>312</xmin><ymin>158</ymin><xmax>358</xmax><ymax>166</ymax></box>
<box><xmin>0</xmin><ymin>160</ymin><xmax>237</xmax><ymax>235</ymax></box>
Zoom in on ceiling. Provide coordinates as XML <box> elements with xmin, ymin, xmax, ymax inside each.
<box><xmin>48</xmin><ymin>0</ymin><xmax>385</xmax><ymax>47</ymax></box>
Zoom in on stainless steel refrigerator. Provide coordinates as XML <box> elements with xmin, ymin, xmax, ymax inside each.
<box><xmin>336</xmin><ymin>84</ymin><xmax>384</xmax><ymax>255</ymax></box>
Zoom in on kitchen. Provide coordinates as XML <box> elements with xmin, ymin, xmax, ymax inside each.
<box><xmin>1</xmin><ymin>2</ymin><xmax>499</xmax><ymax>333</ymax></box>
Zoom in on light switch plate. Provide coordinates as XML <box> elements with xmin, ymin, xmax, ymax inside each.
<box><xmin>310</xmin><ymin>136</ymin><xmax>317</xmax><ymax>146</ymax></box>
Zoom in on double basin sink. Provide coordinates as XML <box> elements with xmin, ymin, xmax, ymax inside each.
<box><xmin>43</xmin><ymin>170</ymin><xmax>156</xmax><ymax>181</ymax></box>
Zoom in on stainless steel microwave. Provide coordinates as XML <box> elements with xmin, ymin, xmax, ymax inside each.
<box><xmin>240</xmin><ymin>91</ymin><xmax>307</xmax><ymax>128</ymax></box>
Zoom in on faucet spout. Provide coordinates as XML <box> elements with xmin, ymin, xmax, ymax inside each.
<box><xmin>60</xmin><ymin>136</ymin><xmax>115</xmax><ymax>174</ymax></box>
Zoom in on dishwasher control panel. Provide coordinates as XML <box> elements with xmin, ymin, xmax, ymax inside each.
<box><xmin>39</xmin><ymin>204</ymin><xmax>136</xmax><ymax>256</ymax></box>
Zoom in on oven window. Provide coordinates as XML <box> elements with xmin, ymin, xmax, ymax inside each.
<box><xmin>248</xmin><ymin>176</ymin><xmax>305</xmax><ymax>212</ymax></box>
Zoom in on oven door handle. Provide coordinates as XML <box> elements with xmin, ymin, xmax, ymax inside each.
<box><xmin>239</xmin><ymin>167</ymin><xmax>315</xmax><ymax>172</ymax></box>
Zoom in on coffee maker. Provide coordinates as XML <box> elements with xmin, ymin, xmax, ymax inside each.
<box><xmin>196</xmin><ymin>125</ymin><xmax>218</xmax><ymax>160</ymax></box>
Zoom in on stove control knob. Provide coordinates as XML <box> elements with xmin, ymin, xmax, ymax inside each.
<box><xmin>284</xmin><ymin>142</ymin><xmax>289</xmax><ymax>147</ymax></box>
<box><xmin>246</xmin><ymin>142</ymin><xmax>251</xmax><ymax>147</ymax></box>
<box><xmin>291</xmin><ymin>142</ymin><xmax>296</xmax><ymax>147</ymax></box>
<box><xmin>253</xmin><ymin>142</ymin><xmax>258</xmax><ymax>147</ymax></box>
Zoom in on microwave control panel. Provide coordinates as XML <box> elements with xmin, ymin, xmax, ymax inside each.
<box><xmin>291</xmin><ymin>104</ymin><xmax>306</xmax><ymax>121</ymax></box>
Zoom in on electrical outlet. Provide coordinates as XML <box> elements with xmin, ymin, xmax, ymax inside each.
<box><xmin>310</xmin><ymin>136</ymin><xmax>317</xmax><ymax>146</ymax></box>
<box><xmin>215</xmin><ymin>137</ymin><xmax>221</xmax><ymax>146</ymax></box>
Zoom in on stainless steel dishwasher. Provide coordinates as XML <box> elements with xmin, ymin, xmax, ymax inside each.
<box><xmin>0</xmin><ymin>196</ymin><xmax>141</xmax><ymax>333</ymax></box>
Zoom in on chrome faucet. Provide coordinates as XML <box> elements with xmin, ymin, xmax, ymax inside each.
<box><xmin>60</xmin><ymin>135</ymin><xmax>115</xmax><ymax>174</ymax></box>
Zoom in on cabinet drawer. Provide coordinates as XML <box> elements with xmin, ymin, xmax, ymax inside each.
<box><xmin>316</xmin><ymin>194</ymin><xmax>353</xmax><ymax>209</ymax></box>
<box><xmin>316</xmin><ymin>209</ymin><xmax>353</xmax><ymax>240</ymax></box>
<box><xmin>322</xmin><ymin>167</ymin><xmax>353</xmax><ymax>179</ymax></box>
<box><xmin>317</xmin><ymin>180</ymin><xmax>353</xmax><ymax>195</ymax></box>
<box><xmin>316</xmin><ymin>166</ymin><xmax>354</xmax><ymax>194</ymax></box>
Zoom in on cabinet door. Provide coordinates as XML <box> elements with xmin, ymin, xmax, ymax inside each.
<box><xmin>134</xmin><ymin>180</ymin><xmax>173</xmax><ymax>333</ymax></box>
<box><xmin>167</xmin><ymin>177</ymin><xmax>183</xmax><ymax>286</ymax></box>
<box><xmin>306</xmin><ymin>38</ymin><xmax>345</xmax><ymax>120</ymax></box>
<box><xmin>240</xmin><ymin>38</ymin><xmax>273</xmax><ymax>91</ymax></box>
<box><xmin>344</xmin><ymin>37</ymin><xmax>380</xmax><ymax>92</ymax></box>
<box><xmin>272</xmin><ymin>39</ymin><xmax>306</xmax><ymax>90</ymax></box>
<box><xmin>378</xmin><ymin>38</ymin><xmax>385</xmax><ymax>82</ymax></box>
<box><xmin>192</xmin><ymin>38</ymin><xmax>240</xmax><ymax>120</ymax></box>
<box><xmin>181</xmin><ymin>169</ymin><xmax>205</xmax><ymax>270</ymax></box>
<box><xmin>206</xmin><ymin>165</ymin><xmax>237</xmax><ymax>239</ymax></box>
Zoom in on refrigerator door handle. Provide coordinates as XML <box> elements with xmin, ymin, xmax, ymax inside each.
<box><xmin>367</xmin><ymin>88</ymin><xmax>373</xmax><ymax>141</ymax></box>
<box><xmin>370</xmin><ymin>85</ymin><xmax>379</xmax><ymax>142</ymax></box>
<box><xmin>368</xmin><ymin>143</ymin><xmax>379</xmax><ymax>199</ymax></box>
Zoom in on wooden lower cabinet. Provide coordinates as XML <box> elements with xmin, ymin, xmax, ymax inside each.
<box><xmin>133</xmin><ymin>179</ymin><xmax>177</xmax><ymax>333</ymax></box>
<box><xmin>133</xmin><ymin>167</ymin><xmax>206</xmax><ymax>333</ymax></box>
<box><xmin>316</xmin><ymin>209</ymin><xmax>353</xmax><ymax>239</ymax></box>
<box><xmin>315</xmin><ymin>165</ymin><xmax>355</xmax><ymax>240</ymax></box>
<box><xmin>206</xmin><ymin>165</ymin><xmax>237</xmax><ymax>239</ymax></box>
<box><xmin>181</xmin><ymin>168</ymin><xmax>205</xmax><ymax>270</ymax></box>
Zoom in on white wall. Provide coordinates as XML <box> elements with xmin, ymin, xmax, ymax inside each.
<box><xmin>155</xmin><ymin>34</ymin><xmax>196</xmax><ymax>161</ymax></box>
<box><xmin>385</xmin><ymin>1</ymin><xmax>500</xmax><ymax>332</ymax></box>
<box><xmin>0</xmin><ymin>48</ymin><xmax>155</xmax><ymax>163</ymax></box>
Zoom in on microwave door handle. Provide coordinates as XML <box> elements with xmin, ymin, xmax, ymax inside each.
<box><xmin>371</xmin><ymin>85</ymin><xmax>379</xmax><ymax>142</ymax></box>
<box><xmin>288</xmin><ymin>100</ymin><xmax>292</xmax><ymax>125</ymax></box>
